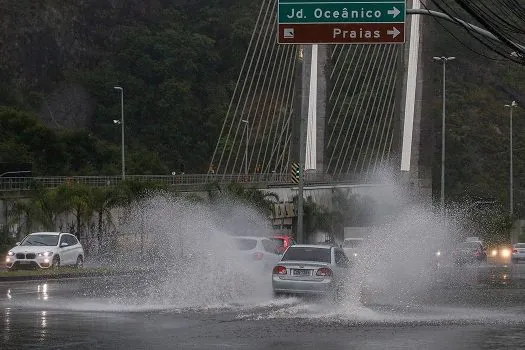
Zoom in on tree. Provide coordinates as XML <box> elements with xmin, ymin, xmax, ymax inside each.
<box><xmin>9</xmin><ymin>183</ymin><xmax>67</xmax><ymax>235</ymax></box>
<box><xmin>220</xmin><ymin>183</ymin><xmax>279</xmax><ymax>216</ymax></box>
<box><xmin>53</xmin><ymin>183</ymin><xmax>95</xmax><ymax>256</ymax></box>
<box><xmin>90</xmin><ymin>186</ymin><xmax>119</xmax><ymax>250</ymax></box>
<box><xmin>303</xmin><ymin>197</ymin><xmax>333</xmax><ymax>243</ymax></box>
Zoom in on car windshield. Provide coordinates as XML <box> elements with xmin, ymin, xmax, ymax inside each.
<box><xmin>234</xmin><ymin>238</ymin><xmax>257</xmax><ymax>251</ymax></box>
<box><xmin>20</xmin><ymin>234</ymin><xmax>59</xmax><ymax>246</ymax></box>
<box><xmin>282</xmin><ymin>247</ymin><xmax>331</xmax><ymax>263</ymax></box>
<box><xmin>262</xmin><ymin>239</ymin><xmax>280</xmax><ymax>253</ymax></box>
<box><xmin>515</xmin><ymin>243</ymin><xmax>525</xmax><ymax>248</ymax></box>
<box><xmin>344</xmin><ymin>240</ymin><xmax>363</xmax><ymax>248</ymax></box>
<box><xmin>270</xmin><ymin>238</ymin><xmax>285</xmax><ymax>247</ymax></box>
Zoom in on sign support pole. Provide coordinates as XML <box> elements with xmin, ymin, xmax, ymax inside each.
<box><xmin>297</xmin><ymin>45</ymin><xmax>308</xmax><ymax>245</ymax></box>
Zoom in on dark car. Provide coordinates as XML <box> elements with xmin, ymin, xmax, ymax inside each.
<box><xmin>452</xmin><ymin>241</ymin><xmax>487</xmax><ymax>265</ymax></box>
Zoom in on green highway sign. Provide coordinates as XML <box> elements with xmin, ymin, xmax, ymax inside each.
<box><xmin>279</xmin><ymin>2</ymin><xmax>405</xmax><ymax>24</ymax></box>
<box><xmin>278</xmin><ymin>0</ymin><xmax>406</xmax><ymax>44</ymax></box>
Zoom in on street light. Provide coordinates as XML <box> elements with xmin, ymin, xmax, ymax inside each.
<box><xmin>114</xmin><ymin>86</ymin><xmax>125</xmax><ymax>180</ymax></box>
<box><xmin>505</xmin><ymin>100</ymin><xmax>518</xmax><ymax>216</ymax></box>
<box><xmin>241</xmin><ymin>119</ymin><xmax>249</xmax><ymax>175</ymax></box>
<box><xmin>433</xmin><ymin>56</ymin><xmax>456</xmax><ymax>217</ymax></box>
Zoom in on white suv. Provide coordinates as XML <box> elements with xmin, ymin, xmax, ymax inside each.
<box><xmin>6</xmin><ymin>232</ymin><xmax>84</xmax><ymax>270</ymax></box>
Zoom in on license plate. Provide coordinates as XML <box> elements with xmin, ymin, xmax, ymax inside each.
<box><xmin>293</xmin><ymin>269</ymin><xmax>310</xmax><ymax>276</ymax></box>
<box><xmin>19</xmin><ymin>261</ymin><xmax>30</xmax><ymax>264</ymax></box>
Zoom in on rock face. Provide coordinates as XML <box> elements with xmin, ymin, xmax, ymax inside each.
<box><xmin>38</xmin><ymin>83</ymin><xmax>94</xmax><ymax>129</ymax></box>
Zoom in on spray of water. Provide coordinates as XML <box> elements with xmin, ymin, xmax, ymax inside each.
<box><xmin>4</xmin><ymin>173</ymin><xmax>521</xmax><ymax>327</ymax></box>
<box><xmin>88</xmin><ymin>193</ymin><xmax>278</xmax><ymax>309</ymax></box>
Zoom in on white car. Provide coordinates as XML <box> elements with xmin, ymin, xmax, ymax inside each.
<box><xmin>342</xmin><ymin>238</ymin><xmax>364</xmax><ymax>258</ymax></box>
<box><xmin>6</xmin><ymin>232</ymin><xmax>84</xmax><ymax>270</ymax></box>
<box><xmin>232</xmin><ymin>236</ymin><xmax>282</xmax><ymax>271</ymax></box>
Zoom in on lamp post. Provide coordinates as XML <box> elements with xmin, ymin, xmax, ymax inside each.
<box><xmin>241</xmin><ymin>119</ymin><xmax>249</xmax><ymax>175</ymax></box>
<box><xmin>505</xmin><ymin>100</ymin><xmax>518</xmax><ymax>216</ymax></box>
<box><xmin>114</xmin><ymin>86</ymin><xmax>125</xmax><ymax>180</ymax></box>
<box><xmin>433</xmin><ymin>56</ymin><xmax>455</xmax><ymax>218</ymax></box>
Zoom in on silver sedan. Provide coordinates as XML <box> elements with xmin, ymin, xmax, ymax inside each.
<box><xmin>272</xmin><ymin>244</ymin><xmax>351</xmax><ymax>300</ymax></box>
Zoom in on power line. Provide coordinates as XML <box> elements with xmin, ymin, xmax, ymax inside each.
<box><xmin>429</xmin><ymin>0</ymin><xmax>525</xmax><ymax>64</ymax></box>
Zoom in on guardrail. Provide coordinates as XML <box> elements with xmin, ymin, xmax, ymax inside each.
<box><xmin>0</xmin><ymin>172</ymin><xmax>372</xmax><ymax>192</ymax></box>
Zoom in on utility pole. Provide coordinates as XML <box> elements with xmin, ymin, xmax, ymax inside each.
<box><xmin>505</xmin><ymin>100</ymin><xmax>517</xmax><ymax>216</ymax></box>
<box><xmin>433</xmin><ymin>56</ymin><xmax>455</xmax><ymax>218</ymax></box>
<box><xmin>297</xmin><ymin>45</ymin><xmax>310</xmax><ymax>245</ymax></box>
<box><xmin>114</xmin><ymin>86</ymin><xmax>125</xmax><ymax>180</ymax></box>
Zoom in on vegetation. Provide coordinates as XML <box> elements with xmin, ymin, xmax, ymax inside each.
<box><xmin>423</xmin><ymin>4</ymin><xmax>525</xmax><ymax>218</ymax></box>
<box><xmin>0</xmin><ymin>180</ymin><xmax>281</xmax><ymax>255</ymax></box>
<box><xmin>291</xmin><ymin>189</ymin><xmax>377</xmax><ymax>243</ymax></box>
<box><xmin>0</xmin><ymin>1</ymin><xmax>523</xmax><ymax>243</ymax></box>
<box><xmin>0</xmin><ymin>0</ymin><xmax>260</xmax><ymax>175</ymax></box>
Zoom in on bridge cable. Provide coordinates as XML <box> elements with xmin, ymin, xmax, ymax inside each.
<box><xmin>224</xmin><ymin>0</ymin><xmax>276</xmax><ymax>175</ymax></box>
<box><xmin>264</xmin><ymin>46</ymin><xmax>297</xmax><ymax>173</ymax></box>
<box><xmin>258</xmin><ymin>44</ymin><xmax>293</xmax><ymax>173</ymax></box>
<box><xmin>369</xmin><ymin>47</ymin><xmax>399</xmax><ymax>175</ymax></box>
<box><xmin>346</xmin><ymin>45</ymin><xmax>390</xmax><ymax>174</ymax></box>
<box><xmin>357</xmin><ymin>45</ymin><xmax>396</xmax><ymax>177</ymax></box>
<box><xmin>209</xmin><ymin>0</ymin><xmax>267</xmax><ymax>175</ymax></box>
<box><xmin>332</xmin><ymin>45</ymin><xmax>379</xmax><ymax>175</ymax></box>
<box><xmin>235</xmin><ymin>6</ymin><xmax>279</xmax><ymax>175</ymax></box>
<box><xmin>326</xmin><ymin>45</ymin><xmax>370</xmax><ymax>173</ymax></box>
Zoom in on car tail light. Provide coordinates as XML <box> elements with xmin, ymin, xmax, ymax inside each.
<box><xmin>316</xmin><ymin>267</ymin><xmax>332</xmax><ymax>277</ymax></box>
<box><xmin>253</xmin><ymin>252</ymin><xmax>264</xmax><ymax>260</ymax></box>
<box><xmin>273</xmin><ymin>265</ymin><xmax>287</xmax><ymax>275</ymax></box>
<box><xmin>513</xmin><ymin>249</ymin><xmax>518</xmax><ymax>254</ymax></box>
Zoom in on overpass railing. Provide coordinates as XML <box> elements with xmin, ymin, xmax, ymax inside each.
<box><xmin>0</xmin><ymin>172</ymin><xmax>372</xmax><ymax>192</ymax></box>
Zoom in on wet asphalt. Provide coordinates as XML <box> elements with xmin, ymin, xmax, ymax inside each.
<box><xmin>1</xmin><ymin>264</ymin><xmax>525</xmax><ymax>350</ymax></box>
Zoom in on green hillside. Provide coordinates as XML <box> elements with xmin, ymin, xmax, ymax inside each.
<box><xmin>0</xmin><ymin>0</ymin><xmax>258</xmax><ymax>175</ymax></box>
<box><xmin>421</xmin><ymin>6</ymin><xmax>525</xmax><ymax>216</ymax></box>
<box><xmin>0</xmin><ymin>1</ymin><xmax>524</xmax><ymax>216</ymax></box>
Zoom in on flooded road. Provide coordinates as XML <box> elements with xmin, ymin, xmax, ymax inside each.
<box><xmin>1</xmin><ymin>266</ymin><xmax>525</xmax><ymax>350</ymax></box>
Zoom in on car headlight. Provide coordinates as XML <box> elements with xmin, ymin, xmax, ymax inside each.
<box><xmin>7</xmin><ymin>251</ymin><xmax>14</xmax><ymax>256</ymax></box>
<box><xmin>501</xmin><ymin>249</ymin><xmax>511</xmax><ymax>258</ymax></box>
<box><xmin>435</xmin><ymin>251</ymin><xmax>441</xmax><ymax>257</ymax></box>
<box><xmin>491</xmin><ymin>249</ymin><xmax>498</xmax><ymax>257</ymax></box>
<box><xmin>38</xmin><ymin>251</ymin><xmax>54</xmax><ymax>257</ymax></box>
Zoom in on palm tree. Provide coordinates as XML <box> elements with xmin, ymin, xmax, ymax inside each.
<box><xmin>55</xmin><ymin>183</ymin><xmax>94</xmax><ymax>252</ymax></box>
<box><xmin>9</xmin><ymin>184</ymin><xmax>66</xmax><ymax>236</ymax></box>
<box><xmin>222</xmin><ymin>183</ymin><xmax>279</xmax><ymax>216</ymax></box>
<box><xmin>90</xmin><ymin>186</ymin><xmax>119</xmax><ymax>250</ymax></box>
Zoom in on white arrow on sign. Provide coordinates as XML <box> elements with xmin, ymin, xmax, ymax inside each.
<box><xmin>387</xmin><ymin>27</ymin><xmax>401</xmax><ymax>39</ymax></box>
<box><xmin>387</xmin><ymin>6</ymin><xmax>401</xmax><ymax>18</ymax></box>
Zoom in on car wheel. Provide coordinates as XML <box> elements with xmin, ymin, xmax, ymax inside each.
<box><xmin>76</xmin><ymin>255</ymin><xmax>84</xmax><ymax>268</ymax></box>
<box><xmin>52</xmin><ymin>255</ymin><xmax>61</xmax><ymax>269</ymax></box>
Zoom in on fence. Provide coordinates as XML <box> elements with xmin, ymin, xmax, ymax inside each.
<box><xmin>0</xmin><ymin>172</ymin><xmax>373</xmax><ymax>192</ymax></box>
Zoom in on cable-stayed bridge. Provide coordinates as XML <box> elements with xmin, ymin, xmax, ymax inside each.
<box><xmin>208</xmin><ymin>0</ymin><xmax>430</xmax><ymax>200</ymax></box>
<box><xmin>210</xmin><ymin>0</ymin><xmax>400</xmax><ymax>176</ymax></box>
<box><xmin>2</xmin><ymin>1</ymin><xmax>441</xmax><ymax>203</ymax></box>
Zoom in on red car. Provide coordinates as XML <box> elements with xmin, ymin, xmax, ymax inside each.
<box><xmin>270</xmin><ymin>235</ymin><xmax>296</xmax><ymax>254</ymax></box>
